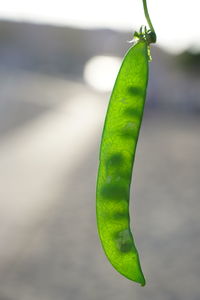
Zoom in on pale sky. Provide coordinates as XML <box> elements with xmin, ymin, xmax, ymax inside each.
<box><xmin>0</xmin><ymin>0</ymin><xmax>199</xmax><ymax>53</ymax></box>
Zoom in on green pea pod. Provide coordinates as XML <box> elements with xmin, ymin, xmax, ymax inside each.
<box><xmin>96</xmin><ymin>40</ymin><xmax>149</xmax><ymax>286</ymax></box>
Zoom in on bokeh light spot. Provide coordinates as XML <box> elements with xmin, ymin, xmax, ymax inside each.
<box><xmin>84</xmin><ymin>55</ymin><xmax>122</xmax><ymax>92</ymax></box>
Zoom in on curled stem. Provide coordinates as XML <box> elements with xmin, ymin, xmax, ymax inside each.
<box><xmin>142</xmin><ymin>0</ymin><xmax>156</xmax><ymax>42</ymax></box>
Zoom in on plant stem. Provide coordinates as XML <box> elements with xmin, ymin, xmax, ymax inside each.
<box><xmin>142</xmin><ymin>0</ymin><xmax>156</xmax><ymax>35</ymax></box>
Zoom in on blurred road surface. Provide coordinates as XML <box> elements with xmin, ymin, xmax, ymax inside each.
<box><xmin>0</xmin><ymin>71</ymin><xmax>199</xmax><ymax>300</ymax></box>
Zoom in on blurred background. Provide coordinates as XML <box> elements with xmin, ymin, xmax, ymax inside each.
<box><xmin>0</xmin><ymin>1</ymin><xmax>199</xmax><ymax>299</ymax></box>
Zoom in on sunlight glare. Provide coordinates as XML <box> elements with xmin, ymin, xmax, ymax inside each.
<box><xmin>84</xmin><ymin>56</ymin><xmax>122</xmax><ymax>92</ymax></box>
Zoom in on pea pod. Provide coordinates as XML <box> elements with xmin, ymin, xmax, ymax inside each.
<box><xmin>96</xmin><ymin>0</ymin><xmax>156</xmax><ymax>286</ymax></box>
<box><xmin>96</xmin><ymin>40</ymin><xmax>148</xmax><ymax>286</ymax></box>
